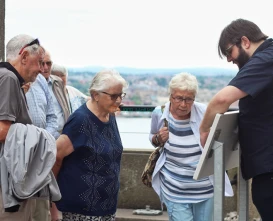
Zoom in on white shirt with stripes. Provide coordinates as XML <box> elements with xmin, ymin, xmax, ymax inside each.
<box><xmin>160</xmin><ymin>113</ymin><xmax>213</xmax><ymax>203</ymax></box>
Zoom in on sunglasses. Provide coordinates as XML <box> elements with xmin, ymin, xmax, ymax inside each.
<box><xmin>19</xmin><ymin>38</ymin><xmax>40</xmax><ymax>55</ymax></box>
<box><xmin>41</xmin><ymin>61</ymin><xmax>53</xmax><ymax>67</ymax></box>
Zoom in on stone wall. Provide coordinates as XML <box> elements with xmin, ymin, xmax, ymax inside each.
<box><xmin>118</xmin><ymin>149</ymin><xmax>260</xmax><ymax>220</ymax></box>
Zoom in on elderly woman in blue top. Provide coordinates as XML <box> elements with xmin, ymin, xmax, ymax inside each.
<box><xmin>149</xmin><ymin>72</ymin><xmax>233</xmax><ymax>221</ymax></box>
<box><xmin>52</xmin><ymin>69</ymin><xmax>128</xmax><ymax>221</ymax></box>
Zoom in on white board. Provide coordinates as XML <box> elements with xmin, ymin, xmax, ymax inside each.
<box><xmin>193</xmin><ymin>110</ymin><xmax>240</xmax><ymax>180</ymax></box>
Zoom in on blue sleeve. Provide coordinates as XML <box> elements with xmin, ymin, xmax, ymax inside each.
<box><xmin>62</xmin><ymin>113</ymin><xmax>88</xmax><ymax>149</ymax></box>
<box><xmin>40</xmin><ymin>76</ymin><xmax>59</xmax><ymax>139</ymax></box>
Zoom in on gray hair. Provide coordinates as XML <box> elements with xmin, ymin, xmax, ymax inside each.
<box><xmin>6</xmin><ymin>34</ymin><xmax>40</xmax><ymax>62</ymax></box>
<box><xmin>51</xmin><ymin>63</ymin><xmax>68</xmax><ymax>77</ymax></box>
<box><xmin>169</xmin><ymin>72</ymin><xmax>198</xmax><ymax>96</ymax></box>
<box><xmin>89</xmin><ymin>69</ymin><xmax>128</xmax><ymax>94</ymax></box>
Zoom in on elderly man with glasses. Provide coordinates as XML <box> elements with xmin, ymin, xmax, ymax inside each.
<box><xmin>28</xmin><ymin>50</ymin><xmax>69</xmax><ymax>221</ymax></box>
<box><xmin>40</xmin><ymin>50</ymin><xmax>70</xmax><ymax>134</ymax></box>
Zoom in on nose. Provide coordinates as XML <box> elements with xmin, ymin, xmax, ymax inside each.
<box><xmin>227</xmin><ymin>55</ymin><xmax>233</xmax><ymax>63</ymax></box>
<box><xmin>180</xmin><ymin>100</ymin><xmax>187</xmax><ymax>106</ymax></box>
<box><xmin>116</xmin><ymin>96</ymin><xmax>122</xmax><ymax>102</ymax></box>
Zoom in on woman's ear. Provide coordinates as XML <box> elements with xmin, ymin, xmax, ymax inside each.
<box><xmin>92</xmin><ymin>91</ymin><xmax>100</xmax><ymax>102</ymax></box>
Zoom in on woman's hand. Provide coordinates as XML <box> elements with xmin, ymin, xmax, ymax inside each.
<box><xmin>157</xmin><ymin>126</ymin><xmax>169</xmax><ymax>144</ymax></box>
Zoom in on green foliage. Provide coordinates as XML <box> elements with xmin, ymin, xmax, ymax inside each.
<box><xmin>155</xmin><ymin>77</ymin><xmax>168</xmax><ymax>87</ymax></box>
<box><xmin>68</xmin><ymin>79</ymin><xmax>90</xmax><ymax>95</ymax></box>
<box><xmin>131</xmin><ymin>95</ymin><xmax>142</xmax><ymax>105</ymax></box>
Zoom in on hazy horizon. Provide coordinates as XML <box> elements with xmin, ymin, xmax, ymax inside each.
<box><xmin>5</xmin><ymin>0</ymin><xmax>273</xmax><ymax>69</ymax></box>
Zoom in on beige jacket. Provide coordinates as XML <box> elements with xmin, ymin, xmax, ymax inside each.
<box><xmin>50</xmin><ymin>75</ymin><xmax>70</xmax><ymax>122</ymax></box>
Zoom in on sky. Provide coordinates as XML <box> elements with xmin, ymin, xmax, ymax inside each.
<box><xmin>4</xmin><ymin>0</ymin><xmax>273</xmax><ymax>69</ymax></box>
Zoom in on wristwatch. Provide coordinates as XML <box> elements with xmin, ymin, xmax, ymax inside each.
<box><xmin>155</xmin><ymin>134</ymin><xmax>160</xmax><ymax>146</ymax></box>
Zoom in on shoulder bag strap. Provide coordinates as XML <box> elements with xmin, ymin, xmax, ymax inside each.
<box><xmin>159</xmin><ymin>105</ymin><xmax>168</xmax><ymax>148</ymax></box>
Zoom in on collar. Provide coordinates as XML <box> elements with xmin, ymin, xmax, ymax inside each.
<box><xmin>0</xmin><ymin>62</ymin><xmax>25</xmax><ymax>86</ymax></box>
<box><xmin>252</xmin><ymin>38</ymin><xmax>273</xmax><ymax>56</ymax></box>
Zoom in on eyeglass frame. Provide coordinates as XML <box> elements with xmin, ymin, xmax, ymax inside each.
<box><xmin>18</xmin><ymin>38</ymin><xmax>40</xmax><ymax>55</ymax></box>
<box><xmin>41</xmin><ymin>61</ymin><xmax>53</xmax><ymax>67</ymax></box>
<box><xmin>101</xmin><ymin>91</ymin><xmax>126</xmax><ymax>100</ymax></box>
<box><xmin>171</xmin><ymin>95</ymin><xmax>195</xmax><ymax>104</ymax></box>
<box><xmin>225</xmin><ymin>44</ymin><xmax>236</xmax><ymax>57</ymax></box>
<box><xmin>225</xmin><ymin>39</ymin><xmax>242</xmax><ymax>57</ymax></box>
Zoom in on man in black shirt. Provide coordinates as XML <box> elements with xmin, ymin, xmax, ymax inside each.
<box><xmin>200</xmin><ymin>18</ymin><xmax>273</xmax><ymax>221</ymax></box>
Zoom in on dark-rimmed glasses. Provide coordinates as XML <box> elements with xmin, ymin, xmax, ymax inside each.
<box><xmin>171</xmin><ymin>95</ymin><xmax>194</xmax><ymax>104</ymax></box>
<box><xmin>19</xmin><ymin>38</ymin><xmax>40</xmax><ymax>55</ymax></box>
<box><xmin>101</xmin><ymin>91</ymin><xmax>126</xmax><ymax>100</ymax></box>
<box><xmin>225</xmin><ymin>44</ymin><xmax>236</xmax><ymax>57</ymax></box>
<box><xmin>42</xmin><ymin>61</ymin><xmax>53</xmax><ymax>67</ymax></box>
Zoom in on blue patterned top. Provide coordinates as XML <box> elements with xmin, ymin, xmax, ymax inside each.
<box><xmin>56</xmin><ymin>104</ymin><xmax>123</xmax><ymax>216</ymax></box>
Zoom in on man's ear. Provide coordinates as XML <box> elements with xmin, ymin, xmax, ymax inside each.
<box><xmin>241</xmin><ymin>36</ymin><xmax>251</xmax><ymax>49</ymax></box>
<box><xmin>20</xmin><ymin>50</ymin><xmax>29</xmax><ymax>65</ymax></box>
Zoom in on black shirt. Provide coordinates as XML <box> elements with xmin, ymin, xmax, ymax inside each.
<box><xmin>229</xmin><ymin>38</ymin><xmax>273</xmax><ymax>180</ymax></box>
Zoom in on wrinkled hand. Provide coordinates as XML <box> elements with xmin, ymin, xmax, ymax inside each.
<box><xmin>50</xmin><ymin>202</ymin><xmax>60</xmax><ymax>221</ymax></box>
<box><xmin>22</xmin><ymin>82</ymin><xmax>32</xmax><ymax>94</ymax></box>
<box><xmin>158</xmin><ymin>126</ymin><xmax>169</xmax><ymax>144</ymax></box>
<box><xmin>200</xmin><ymin>130</ymin><xmax>210</xmax><ymax>148</ymax></box>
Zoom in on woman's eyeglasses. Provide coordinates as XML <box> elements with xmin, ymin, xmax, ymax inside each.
<box><xmin>171</xmin><ymin>95</ymin><xmax>194</xmax><ymax>104</ymax></box>
<box><xmin>101</xmin><ymin>91</ymin><xmax>126</xmax><ymax>100</ymax></box>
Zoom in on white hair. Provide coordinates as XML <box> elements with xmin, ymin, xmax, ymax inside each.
<box><xmin>168</xmin><ymin>72</ymin><xmax>199</xmax><ymax>96</ymax></box>
<box><xmin>51</xmin><ymin>63</ymin><xmax>68</xmax><ymax>77</ymax></box>
<box><xmin>89</xmin><ymin>69</ymin><xmax>128</xmax><ymax>94</ymax></box>
<box><xmin>6</xmin><ymin>34</ymin><xmax>40</xmax><ymax>62</ymax></box>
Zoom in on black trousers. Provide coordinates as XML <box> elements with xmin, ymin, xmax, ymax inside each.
<box><xmin>252</xmin><ymin>172</ymin><xmax>273</xmax><ymax>221</ymax></box>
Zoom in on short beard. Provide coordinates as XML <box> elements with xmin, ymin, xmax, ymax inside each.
<box><xmin>235</xmin><ymin>47</ymin><xmax>250</xmax><ymax>69</ymax></box>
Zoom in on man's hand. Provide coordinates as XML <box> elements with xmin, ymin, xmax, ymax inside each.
<box><xmin>22</xmin><ymin>82</ymin><xmax>32</xmax><ymax>94</ymax></box>
<box><xmin>0</xmin><ymin>120</ymin><xmax>12</xmax><ymax>143</ymax></box>
<box><xmin>50</xmin><ymin>202</ymin><xmax>60</xmax><ymax>221</ymax></box>
<box><xmin>200</xmin><ymin>130</ymin><xmax>210</xmax><ymax>148</ymax></box>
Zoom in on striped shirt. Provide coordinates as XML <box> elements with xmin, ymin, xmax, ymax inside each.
<box><xmin>160</xmin><ymin>113</ymin><xmax>213</xmax><ymax>203</ymax></box>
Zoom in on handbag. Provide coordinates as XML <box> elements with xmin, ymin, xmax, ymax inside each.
<box><xmin>141</xmin><ymin>106</ymin><xmax>168</xmax><ymax>187</ymax></box>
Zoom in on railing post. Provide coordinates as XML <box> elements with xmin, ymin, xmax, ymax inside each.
<box><xmin>238</xmin><ymin>150</ymin><xmax>249</xmax><ymax>221</ymax></box>
<box><xmin>0</xmin><ymin>0</ymin><xmax>5</xmax><ymax>62</ymax></box>
<box><xmin>213</xmin><ymin>140</ymin><xmax>225</xmax><ymax>220</ymax></box>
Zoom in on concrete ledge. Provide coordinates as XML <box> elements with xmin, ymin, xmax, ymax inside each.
<box><xmin>116</xmin><ymin>209</ymin><xmax>168</xmax><ymax>221</ymax></box>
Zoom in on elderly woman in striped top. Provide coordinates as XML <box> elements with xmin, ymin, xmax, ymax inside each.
<box><xmin>149</xmin><ymin>72</ymin><xmax>233</xmax><ymax>221</ymax></box>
